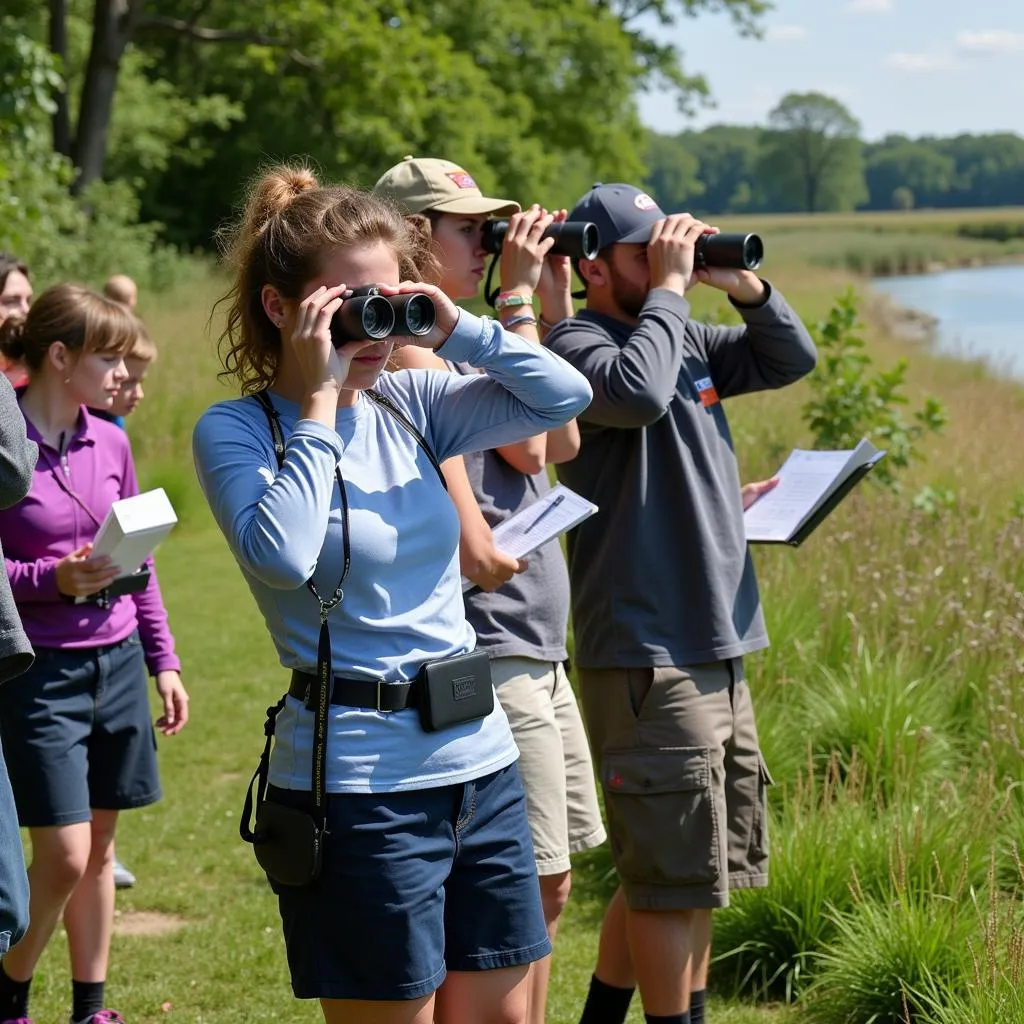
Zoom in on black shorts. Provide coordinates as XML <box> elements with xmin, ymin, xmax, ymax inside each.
<box><xmin>0</xmin><ymin>632</ymin><xmax>161</xmax><ymax>827</ymax></box>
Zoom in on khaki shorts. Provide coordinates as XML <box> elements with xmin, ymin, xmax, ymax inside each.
<box><xmin>578</xmin><ymin>660</ymin><xmax>772</xmax><ymax>910</ymax></box>
<box><xmin>493</xmin><ymin>657</ymin><xmax>607</xmax><ymax>875</ymax></box>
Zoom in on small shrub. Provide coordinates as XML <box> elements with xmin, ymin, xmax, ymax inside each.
<box><xmin>801</xmin><ymin>290</ymin><xmax>947</xmax><ymax>489</ymax></box>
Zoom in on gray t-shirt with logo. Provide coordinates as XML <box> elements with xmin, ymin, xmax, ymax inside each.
<box><xmin>456</xmin><ymin>364</ymin><xmax>570</xmax><ymax>663</ymax></box>
<box><xmin>544</xmin><ymin>285</ymin><xmax>817</xmax><ymax>669</ymax></box>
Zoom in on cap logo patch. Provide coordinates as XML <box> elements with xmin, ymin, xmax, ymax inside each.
<box><xmin>446</xmin><ymin>171</ymin><xmax>478</xmax><ymax>190</ymax></box>
<box><xmin>633</xmin><ymin>192</ymin><xmax>657</xmax><ymax>211</ymax></box>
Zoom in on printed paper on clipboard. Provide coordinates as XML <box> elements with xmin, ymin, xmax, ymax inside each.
<box><xmin>461</xmin><ymin>484</ymin><xmax>598</xmax><ymax>592</ymax></box>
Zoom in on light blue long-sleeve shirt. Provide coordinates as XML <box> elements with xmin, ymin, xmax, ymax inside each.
<box><xmin>193</xmin><ymin>308</ymin><xmax>592</xmax><ymax>792</ymax></box>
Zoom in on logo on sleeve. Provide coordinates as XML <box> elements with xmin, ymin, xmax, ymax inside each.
<box><xmin>694</xmin><ymin>376</ymin><xmax>720</xmax><ymax>408</ymax></box>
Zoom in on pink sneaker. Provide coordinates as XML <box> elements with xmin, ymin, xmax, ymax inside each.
<box><xmin>0</xmin><ymin>1017</ymin><xmax>34</xmax><ymax>1024</ymax></box>
<box><xmin>70</xmin><ymin>1013</ymin><xmax>125</xmax><ymax>1024</ymax></box>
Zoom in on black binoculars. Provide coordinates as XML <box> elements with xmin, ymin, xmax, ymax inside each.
<box><xmin>694</xmin><ymin>232</ymin><xmax>764</xmax><ymax>271</ymax></box>
<box><xmin>481</xmin><ymin>219</ymin><xmax>601</xmax><ymax>261</ymax></box>
<box><xmin>330</xmin><ymin>286</ymin><xmax>436</xmax><ymax>346</ymax></box>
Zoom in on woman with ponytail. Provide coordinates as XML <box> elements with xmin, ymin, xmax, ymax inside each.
<box><xmin>192</xmin><ymin>164</ymin><xmax>591</xmax><ymax>1024</ymax></box>
<box><xmin>0</xmin><ymin>285</ymin><xmax>188</xmax><ymax>1024</ymax></box>
<box><xmin>374</xmin><ymin>157</ymin><xmax>605</xmax><ymax>1024</ymax></box>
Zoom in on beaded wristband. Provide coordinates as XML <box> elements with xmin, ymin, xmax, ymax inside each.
<box><xmin>494</xmin><ymin>291</ymin><xmax>534</xmax><ymax>311</ymax></box>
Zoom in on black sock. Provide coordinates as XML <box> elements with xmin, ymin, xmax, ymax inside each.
<box><xmin>72</xmin><ymin>979</ymin><xmax>105</xmax><ymax>1022</ymax></box>
<box><xmin>0</xmin><ymin>961</ymin><xmax>31</xmax><ymax>1019</ymax></box>
<box><xmin>690</xmin><ymin>989</ymin><xmax>706</xmax><ymax>1024</ymax></box>
<box><xmin>645</xmin><ymin>1014</ymin><xmax>689</xmax><ymax>1024</ymax></box>
<box><xmin>579</xmin><ymin>974</ymin><xmax>635</xmax><ymax>1024</ymax></box>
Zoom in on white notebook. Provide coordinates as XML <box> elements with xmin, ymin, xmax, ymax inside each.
<box><xmin>461</xmin><ymin>484</ymin><xmax>598</xmax><ymax>592</ymax></box>
<box><xmin>743</xmin><ymin>439</ymin><xmax>885</xmax><ymax>545</ymax></box>
<box><xmin>91</xmin><ymin>487</ymin><xmax>178</xmax><ymax>578</ymax></box>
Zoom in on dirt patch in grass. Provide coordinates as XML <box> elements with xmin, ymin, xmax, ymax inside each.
<box><xmin>113</xmin><ymin>910</ymin><xmax>188</xmax><ymax>937</ymax></box>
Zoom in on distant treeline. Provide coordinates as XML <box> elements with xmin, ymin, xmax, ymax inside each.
<box><xmin>645</xmin><ymin>114</ymin><xmax>1024</xmax><ymax>216</ymax></box>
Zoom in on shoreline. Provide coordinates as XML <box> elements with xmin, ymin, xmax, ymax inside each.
<box><xmin>868</xmin><ymin>252</ymin><xmax>1024</xmax><ymax>280</ymax></box>
<box><xmin>862</xmin><ymin>261</ymin><xmax>1024</xmax><ymax>386</ymax></box>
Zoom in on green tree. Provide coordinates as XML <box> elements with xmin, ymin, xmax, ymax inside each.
<box><xmin>643</xmin><ymin>131</ymin><xmax>703</xmax><ymax>212</ymax></box>
<box><xmin>24</xmin><ymin>0</ymin><xmax>768</xmax><ymax>248</ymax></box>
<box><xmin>757</xmin><ymin>91</ymin><xmax>866</xmax><ymax>213</ymax></box>
<box><xmin>864</xmin><ymin>139</ymin><xmax>955</xmax><ymax>210</ymax></box>
<box><xmin>0</xmin><ymin>17</ymin><xmax>174</xmax><ymax>287</ymax></box>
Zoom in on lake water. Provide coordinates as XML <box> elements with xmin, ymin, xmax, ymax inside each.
<box><xmin>871</xmin><ymin>264</ymin><xmax>1024</xmax><ymax>381</ymax></box>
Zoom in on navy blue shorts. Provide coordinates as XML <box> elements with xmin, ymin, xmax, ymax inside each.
<box><xmin>266</xmin><ymin>762</ymin><xmax>551</xmax><ymax>1001</ymax></box>
<box><xmin>0</xmin><ymin>632</ymin><xmax>161</xmax><ymax>827</ymax></box>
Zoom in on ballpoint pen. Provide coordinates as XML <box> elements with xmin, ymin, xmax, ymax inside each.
<box><xmin>522</xmin><ymin>493</ymin><xmax>565</xmax><ymax>534</ymax></box>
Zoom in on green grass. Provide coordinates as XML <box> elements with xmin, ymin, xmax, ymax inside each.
<box><xmin>18</xmin><ymin>211</ymin><xmax>1024</xmax><ymax>1022</ymax></box>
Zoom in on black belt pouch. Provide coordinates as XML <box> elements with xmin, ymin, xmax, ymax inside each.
<box><xmin>417</xmin><ymin>650</ymin><xmax>494</xmax><ymax>732</ymax></box>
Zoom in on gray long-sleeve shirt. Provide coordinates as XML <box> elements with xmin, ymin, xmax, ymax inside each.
<box><xmin>0</xmin><ymin>375</ymin><xmax>36</xmax><ymax>683</ymax></box>
<box><xmin>545</xmin><ymin>284</ymin><xmax>817</xmax><ymax>668</ymax></box>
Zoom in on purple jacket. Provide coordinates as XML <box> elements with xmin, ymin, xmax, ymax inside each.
<box><xmin>0</xmin><ymin>401</ymin><xmax>180</xmax><ymax>676</ymax></box>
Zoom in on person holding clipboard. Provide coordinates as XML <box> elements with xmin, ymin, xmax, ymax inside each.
<box><xmin>544</xmin><ymin>185</ymin><xmax>817</xmax><ymax>1024</ymax></box>
<box><xmin>375</xmin><ymin>157</ymin><xmax>606</xmax><ymax>1024</ymax></box>
<box><xmin>0</xmin><ymin>284</ymin><xmax>188</xmax><ymax>1024</ymax></box>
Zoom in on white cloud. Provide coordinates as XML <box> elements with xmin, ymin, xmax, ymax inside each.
<box><xmin>956</xmin><ymin>30</ymin><xmax>1024</xmax><ymax>54</ymax></box>
<box><xmin>885</xmin><ymin>49</ymin><xmax>966</xmax><ymax>72</ymax></box>
<box><xmin>847</xmin><ymin>0</ymin><xmax>892</xmax><ymax>12</ymax></box>
<box><xmin>766</xmin><ymin>24</ymin><xmax>809</xmax><ymax>42</ymax></box>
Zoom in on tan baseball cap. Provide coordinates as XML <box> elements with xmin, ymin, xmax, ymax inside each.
<box><xmin>373</xmin><ymin>156</ymin><xmax>521</xmax><ymax>217</ymax></box>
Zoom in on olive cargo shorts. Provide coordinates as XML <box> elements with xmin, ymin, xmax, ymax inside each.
<box><xmin>578</xmin><ymin>659</ymin><xmax>772</xmax><ymax>910</ymax></box>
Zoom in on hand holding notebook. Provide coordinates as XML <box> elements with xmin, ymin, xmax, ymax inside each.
<box><xmin>461</xmin><ymin>484</ymin><xmax>597</xmax><ymax>592</ymax></box>
<box><xmin>744</xmin><ymin>439</ymin><xmax>886</xmax><ymax>546</ymax></box>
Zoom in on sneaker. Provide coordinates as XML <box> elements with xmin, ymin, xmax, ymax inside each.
<box><xmin>0</xmin><ymin>1017</ymin><xmax>34</xmax><ymax>1023</ymax></box>
<box><xmin>112</xmin><ymin>858</ymin><xmax>136</xmax><ymax>889</ymax></box>
<box><xmin>70</xmin><ymin>1012</ymin><xmax>125</xmax><ymax>1024</ymax></box>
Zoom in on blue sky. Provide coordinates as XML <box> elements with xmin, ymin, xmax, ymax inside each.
<box><xmin>638</xmin><ymin>0</ymin><xmax>1024</xmax><ymax>139</ymax></box>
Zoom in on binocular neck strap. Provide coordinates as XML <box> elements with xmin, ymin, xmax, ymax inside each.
<box><xmin>248</xmin><ymin>385</ymin><xmax>448</xmax><ymax>827</ymax></box>
<box><xmin>253</xmin><ymin>389</ymin><xmax>347</xmax><ymax>829</ymax></box>
<box><xmin>483</xmin><ymin>254</ymin><xmax>502</xmax><ymax>309</ymax></box>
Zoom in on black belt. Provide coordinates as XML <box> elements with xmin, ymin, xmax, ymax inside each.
<box><xmin>288</xmin><ymin>670</ymin><xmax>419</xmax><ymax>713</ymax></box>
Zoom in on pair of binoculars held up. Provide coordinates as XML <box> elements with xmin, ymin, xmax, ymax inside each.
<box><xmin>481</xmin><ymin>219</ymin><xmax>601</xmax><ymax>261</ymax></box>
<box><xmin>330</xmin><ymin>286</ymin><xmax>436</xmax><ymax>346</ymax></box>
<box><xmin>694</xmin><ymin>232</ymin><xmax>764</xmax><ymax>271</ymax></box>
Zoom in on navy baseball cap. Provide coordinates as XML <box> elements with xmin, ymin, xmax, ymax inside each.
<box><xmin>567</xmin><ymin>183</ymin><xmax>666</xmax><ymax>249</ymax></box>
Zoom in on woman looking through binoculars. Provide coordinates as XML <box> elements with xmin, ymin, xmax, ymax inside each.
<box><xmin>374</xmin><ymin>156</ymin><xmax>607</xmax><ymax>1024</ymax></box>
<box><xmin>192</xmin><ymin>164</ymin><xmax>592</xmax><ymax>1024</ymax></box>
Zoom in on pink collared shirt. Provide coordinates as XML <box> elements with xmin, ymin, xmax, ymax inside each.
<box><xmin>0</xmin><ymin>400</ymin><xmax>180</xmax><ymax>675</ymax></box>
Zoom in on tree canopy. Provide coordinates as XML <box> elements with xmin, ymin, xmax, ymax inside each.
<box><xmin>2</xmin><ymin>2</ymin><xmax>1023</xmax><ymax>286</ymax></box>
<box><xmin>644</xmin><ymin>99</ymin><xmax>1024</xmax><ymax>216</ymax></box>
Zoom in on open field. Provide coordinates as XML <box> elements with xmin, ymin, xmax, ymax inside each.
<box><xmin>714</xmin><ymin>206</ymin><xmax>1024</xmax><ymax>278</ymax></box>
<box><xmin>18</xmin><ymin>211</ymin><xmax>1024</xmax><ymax>1022</ymax></box>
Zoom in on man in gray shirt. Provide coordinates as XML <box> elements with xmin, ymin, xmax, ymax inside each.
<box><xmin>545</xmin><ymin>185</ymin><xmax>817</xmax><ymax>1024</ymax></box>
